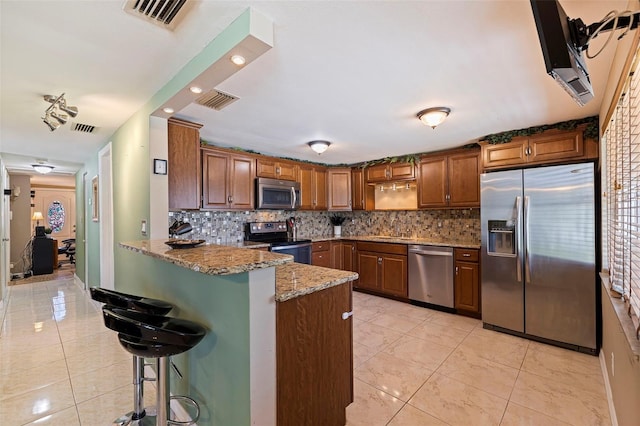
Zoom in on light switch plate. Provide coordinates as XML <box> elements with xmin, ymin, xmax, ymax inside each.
<box><xmin>141</xmin><ymin>220</ymin><xmax>147</xmax><ymax>236</ymax></box>
<box><xmin>153</xmin><ymin>158</ymin><xmax>167</xmax><ymax>175</ymax></box>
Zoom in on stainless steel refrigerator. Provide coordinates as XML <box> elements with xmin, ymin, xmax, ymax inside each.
<box><xmin>480</xmin><ymin>162</ymin><xmax>597</xmax><ymax>353</ymax></box>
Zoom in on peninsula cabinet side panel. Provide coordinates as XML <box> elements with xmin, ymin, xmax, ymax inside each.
<box><xmin>277</xmin><ymin>283</ymin><xmax>353</xmax><ymax>426</ymax></box>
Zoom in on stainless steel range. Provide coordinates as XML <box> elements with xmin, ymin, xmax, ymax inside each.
<box><xmin>244</xmin><ymin>221</ymin><xmax>312</xmax><ymax>264</ymax></box>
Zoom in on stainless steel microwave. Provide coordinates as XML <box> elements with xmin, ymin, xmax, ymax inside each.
<box><xmin>256</xmin><ymin>177</ymin><xmax>301</xmax><ymax>210</ymax></box>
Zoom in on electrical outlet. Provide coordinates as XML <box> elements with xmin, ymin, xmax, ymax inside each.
<box><xmin>611</xmin><ymin>352</ymin><xmax>615</xmax><ymax>377</ymax></box>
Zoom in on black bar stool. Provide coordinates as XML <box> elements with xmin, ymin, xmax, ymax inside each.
<box><xmin>102</xmin><ymin>306</ymin><xmax>206</xmax><ymax>426</ymax></box>
<box><xmin>90</xmin><ymin>287</ymin><xmax>173</xmax><ymax>425</ymax></box>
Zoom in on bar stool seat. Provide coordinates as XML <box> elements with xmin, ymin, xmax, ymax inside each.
<box><xmin>90</xmin><ymin>287</ymin><xmax>173</xmax><ymax>315</ymax></box>
<box><xmin>102</xmin><ymin>306</ymin><xmax>206</xmax><ymax>425</ymax></box>
<box><xmin>102</xmin><ymin>307</ymin><xmax>207</xmax><ymax>355</ymax></box>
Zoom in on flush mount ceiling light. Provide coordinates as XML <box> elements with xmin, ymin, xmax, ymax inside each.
<box><xmin>230</xmin><ymin>54</ymin><xmax>246</xmax><ymax>66</ymax></box>
<box><xmin>308</xmin><ymin>140</ymin><xmax>331</xmax><ymax>154</ymax></box>
<box><xmin>417</xmin><ymin>107</ymin><xmax>451</xmax><ymax>129</ymax></box>
<box><xmin>163</xmin><ymin>107</ymin><xmax>175</xmax><ymax>114</ymax></box>
<box><xmin>42</xmin><ymin>93</ymin><xmax>78</xmax><ymax>132</ymax></box>
<box><xmin>189</xmin><ymin>86</ymin><xmax>203</xmax><ymax>94</ymax></box>
<box><xmin>32</xmin><ymin>164</ymin><xmax>54</xmax><ymax>174</ymax></box>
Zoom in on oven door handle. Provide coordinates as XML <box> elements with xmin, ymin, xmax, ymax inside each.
<box><xmin>271</xmin><ymin>242</ymin><xmax>312</xmax><ymax>251</ymax></box>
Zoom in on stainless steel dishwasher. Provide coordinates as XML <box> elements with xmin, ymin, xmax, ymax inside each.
<box><xmin>408</xmin><ymin>245</ymin><xmax>454</xmax><ymax>308</ymax></box>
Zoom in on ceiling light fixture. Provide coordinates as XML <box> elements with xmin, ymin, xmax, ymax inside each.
<box><xmin>163</xmin><ymin>107</ymin><xmax>175</xmax><ymax>114</ymax></box>
<box><xmin>417</xmin><ymin>107</ymin><xmax>451</xmax><ymax>129</ymax></box>
<box><xmin>307</xmin><ymin>140</ymin><xmax>331</xmax><ymax>154</ymax></box>
<box><xmin>189</xmin><ymin>86</ymin><xmax>203</xmax><ymax>94</ymax></box>
<box><xmin>32</xmin><ymin>164</ymin><xmax>54</xmax><ymax>174</ymax></box>
<box><xmin>42</xmin><ymin>93</ymin><xmax>78</xmax><ymax>131</ymax></box>
<box><xmin>230</xmin><ymin>54</ymin><xmax>246</xmax><ymax>66</ymax></box>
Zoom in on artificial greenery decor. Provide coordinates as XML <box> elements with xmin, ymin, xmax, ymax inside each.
<box><xmin>329</xmin><ymin>214</ymin><xmax>346</xmax><ymax>226</ymax></box>
<box><xmin>480</xmin><ymin>115</ymin><xmax>599</xmax><ymax>144</ymax></box>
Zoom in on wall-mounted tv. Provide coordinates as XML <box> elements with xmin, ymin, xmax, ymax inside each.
<box><xmin>530</xmin><ymin>0</ymin><xmax>593</xmax><ymax>106</ymax></box>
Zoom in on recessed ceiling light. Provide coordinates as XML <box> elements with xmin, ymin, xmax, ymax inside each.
<box><xmin>163</xmin><ymin>107</ymin><xmax>175</xmax><ymax>114</ymax></box>
<box><xmin>230</xmin><ymin>54</ymin><xmax>246</xmax><ymax>66</ymax></box>
<box><xmin>190</xmin><ymin>86</ymin><xmax>203</xmax><ymax>94</ymax></box>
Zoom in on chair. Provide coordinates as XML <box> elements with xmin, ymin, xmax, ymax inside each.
<box><xmin>102</xmin><ymin>306</ymin><xmax>206</xmax><ymax>426</ymax></box>
<box><xmin>91</xmin><ymin>288</ymin><xmax>174</xmax><ymax>425</ymax></box>
<box><xmin>58</xmin><ymin>238</ymin><xmax>76</xmax><ymax>264</ymax></box>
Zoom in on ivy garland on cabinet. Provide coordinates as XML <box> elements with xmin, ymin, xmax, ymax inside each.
<box><xmin>196</xmin><ymin>115</ymin><xmax>597</xmax><ymax>169</ymax></box>
<box><xmin>480</xmin><ymin>115</ymin><xmax>599</xmax><ymax>145</ymax></box>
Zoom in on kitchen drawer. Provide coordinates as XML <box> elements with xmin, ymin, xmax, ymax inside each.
<box><xmin>455</xmin><ymin>248</ymin><xmax>479</xmax><ymax>262</ymax></box>
<box><xmin>312</xmin><ymin>241</ymin><xmax>330</xmax><ymax>252</ymax></box>
<box><xmin>356</xmin><ymin>241</ymin><xmax>407</xmax><ymax>256</ymax></box>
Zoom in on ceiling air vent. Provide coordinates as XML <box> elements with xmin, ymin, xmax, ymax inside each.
<box><xmin>70</xmin><ymin>123</ymin><xmax>97</xmax><ymax>134</ymax></box>
<box><xmin>123</xmin><ymin>0</ymin><xmax>193</xmax><ymax>29</ymax></box>
<box><xmin>196</xmin><ymin>90</ymin><xmax>239</xmax><ymax>111</ymax></box>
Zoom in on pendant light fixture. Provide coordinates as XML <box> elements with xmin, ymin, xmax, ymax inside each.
<box><xmin>417</xmin><ymin>107</ymin><xmax>451</xmax><ymax>129</ymax></box>
<box><xmin>307</xmin><ymin>140</ymin><xmax>331</xmax><ymax>154</ymax></box>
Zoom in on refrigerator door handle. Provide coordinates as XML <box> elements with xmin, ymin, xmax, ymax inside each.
<box><xmin>524</xmin><ymin>195</ymin><xmax>531</xmax><ymax>284</ymax></box>
<box><xmin>515</xmin><ymin>196</ymin><xmax>523</xmax><ymax>283</ymax></box>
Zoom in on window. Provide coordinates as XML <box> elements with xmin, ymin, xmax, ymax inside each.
<box><xmin>604</xmin><ymin>52</ymin><xmax>640</xmax><ymax>339</ymax></box>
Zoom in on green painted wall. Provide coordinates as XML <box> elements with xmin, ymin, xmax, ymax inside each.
<box><xmin>73</xmin><ymin>9</ymin><xmax>264</xmax><ymax>424</ymax></box>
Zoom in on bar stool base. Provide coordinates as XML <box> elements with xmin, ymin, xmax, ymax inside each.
<box><xmin>112</xmin><ymin>412</ymin><xmax>156</xmax><ymax>426</ymax></box>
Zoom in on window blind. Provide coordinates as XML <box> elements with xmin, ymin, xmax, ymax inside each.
<box><xmin>605</xmin><ymin>53</ymin><xmax>640</xmax><ymax>339</ymax></box>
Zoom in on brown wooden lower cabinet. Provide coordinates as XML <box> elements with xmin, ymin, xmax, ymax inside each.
<box><xmin>354</xmin><ymin>242</ymin><xmax>407</xmax><ymax>298</ymax></box>
<box><xmin>454</xmin><ymin>248</ymin><xmax>481</xmax><ymax>317</ymax></box>
<box><xmin>277</xmin><ymin>283</ymin><xmax>353</xmax><ymax>426</ymax></box>
<box><xmin>311</xmin><ymin>241</ymin><xmax>331</xmax><ymax>267</ymax></box>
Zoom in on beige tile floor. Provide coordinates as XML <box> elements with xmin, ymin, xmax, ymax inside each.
<box><xmin>348</xmin><ymin>291</ymin><xmax>612</xmax><ymax>426</ymax></box>
<box><xmin>0</xmin><ymin>278</ymin><xmax>611</xmax><ymax>425</ymax></box>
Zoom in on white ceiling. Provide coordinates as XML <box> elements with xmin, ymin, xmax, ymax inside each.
<box><xmin>0</xmin><ymin>0</ymin><xmax>629</xmax><ymax>176</ymax></box>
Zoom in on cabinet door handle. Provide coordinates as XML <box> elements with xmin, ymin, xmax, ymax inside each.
<box><xmin>378</xmin><ymin>257</ymin><xmax>382</xmax><ymax>264</ymax></box>
<box><xmin>228</xmin><ymin>195</ymin><xmax>233</xmax><ymax>203</ymax></box>
<box><xmin>342</xmin><ymin>311</ymin><xmax>353</xmax><ymax>320</ymax></box>
<box><xmin>462</xmin><ymin>253</ymin><xmax>471</xmax><ymax>257</ymax></box>
<box><xmin>276</xmin><ymin>166</ymin><xmax>281</xmax><ymax>175</ymax></box>
<box><xmin>456</xmin><ymin>266</ymin><xmax>459</xmax><ymax>275</ymax></box>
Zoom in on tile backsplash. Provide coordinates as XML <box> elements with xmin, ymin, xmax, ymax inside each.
<box><xmin>169</xmin><ymin>209</ymin><xmax>480</xmax><ymax>244</ymax></box>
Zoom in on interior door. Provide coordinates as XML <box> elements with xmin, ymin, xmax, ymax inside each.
<box><xmin>35</xmin><ymin>190</ymin><xmax>76</xmax><ymax>241</ymax></box>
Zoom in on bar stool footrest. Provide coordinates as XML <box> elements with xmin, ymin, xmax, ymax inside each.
<box><xmin>167</xmin><ymin>395</ymin><xmax>200</xmax><ymax>425</ymax></box>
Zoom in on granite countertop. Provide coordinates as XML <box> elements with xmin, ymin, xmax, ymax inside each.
<box><xmin>305</xmin><ymin>235</ymin><xmax>481</xmax><ymax>249</ymax></box>
<box><xmin>120</xmin><ymin>240</ymin><xmax>292</xmax><ymax>275</ymax></box>
<box><xmin>275</xmin><ymin>263</ymin><xmax>358</xmax><ymax>302</ymax></box>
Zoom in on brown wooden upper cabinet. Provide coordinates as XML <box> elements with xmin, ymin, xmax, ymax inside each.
<box><xmin>168</xmin><ymin>118</ymin><xmax>203</xmax><ymax>211</ymax></box>
<box><xmin>418</xmin><ymin>149</ymin><xmax>480</xmax><ymax>209</ymax></box>
<box><xmin>201</xmin><ymin>147</ymin><xmax>255</xmax><ymax>210</ymax></box>
<box><xmin>328</xmin><ymin>168</ymin><xmax>352</xmax><ymax>211</ymax></box>
<box><xmin>298</xmin><ymin>164</ymin><xmax>327</xmax><ymax>210</ymax></box>
<box><xmin>481</xmin><ymin>127</ymin><xmax>594</xmax><ymax>170</ymax></box>
<box><xmin>256</xmin><ymin>157</ymin><xmax>298</xmax><ymax>181</ymax></box>
<box><xmin>366</xmin><ymin>162</ymin><xmax>415</xmax><ymax>183</ymax></box>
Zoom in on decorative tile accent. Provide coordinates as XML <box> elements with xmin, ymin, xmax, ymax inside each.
<box><xmin>169</xmin><ymin>209</ymin><xmax>480</xmax><ymax>245</ymax></box>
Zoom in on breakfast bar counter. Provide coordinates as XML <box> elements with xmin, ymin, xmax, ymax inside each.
<box><xmin>116</xmin><ymin>240</ymin><xmax>357</xmax><ymax>426</ymax></box>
